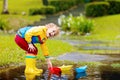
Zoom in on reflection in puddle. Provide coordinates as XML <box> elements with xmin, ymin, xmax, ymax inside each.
<box><xmin>43</xmin><ymin>70</ymin><xmax>69</xmax><ymax>80</ymax></box>
<box><xmin>100</xmin><ymin>62</ymin><xmax>120</xmax><ymax>80</ymax></box>
<box><xmin>75</xmin><ymin>72</ymin><xmax>87</xmax><ymax>80</ymax></box>
<box><xmin>0</xmin><ymin>65</ymin><xmax>87</xmax><ymax>80</ymax></box>
<box><xmin>0</xmin><ymin>63</ymin><xmax>120</xmax><ymax>80</ymax></box>
<box><xmin>75</xmin><ymin>66</ymin><xmax>87</xmax><ymax>79</ymax></box>
<box><xmin>0</xmin><ymin>66</ymin><xmax>25</xmax><ymax>80</ymax></box>
<box><xmin>25</xmin><ymin>73</ymin><xmax>42</xmax><ymax>80</ymax></box>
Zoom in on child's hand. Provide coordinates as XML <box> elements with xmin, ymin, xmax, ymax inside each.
<box><xmin>47</xmin><ymin>58</ymin><xmax>53</xmax><ymax>74</ymax></box>
<box><xmin>28</xmin><ymin>43</ymin><xmax>36</xmax><ymax>52</ymax></box>
<box><xmin>46</xmin><ymin>58</ymin><xmax>53</xmax><ymax>69</ymax></box>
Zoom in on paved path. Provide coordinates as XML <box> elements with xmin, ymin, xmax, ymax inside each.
<box><xmin>57</xmin><ymin>52</ymin><xmax>109</xmax><ymax>62</ymax></box>
<box><xmin>56</xmin><ymin>40</ymin><xmax>120</xmax><ymax>62</ymax></box>
<box><xmin>56</xmin><ymin>52</ymin><xmax>120</xmax><ymax>62</ymax></box>
<box><xmin>34</xmin><ymin>4</ymin><xmax>85</xmax><ymax>26</ymax></box>
<box><xmin>63</xmin><ymin>40</ymin><xmax>120</xmax><ymax>50</ymax></box>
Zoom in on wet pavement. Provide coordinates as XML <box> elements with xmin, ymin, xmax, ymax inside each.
<box><xmin>57</xmin><ymin>52</ymin><xmax>109</xmax><ymax>62</ymax></box>
<box><xmin>56</xmin><ymin>40</ymin><xmax>120</xmax><ymax>63</ymax></box>
<box><xmin>63</xmin><ymin>40</ymin><xmax>120</xmax><ymax>50</ymax></box>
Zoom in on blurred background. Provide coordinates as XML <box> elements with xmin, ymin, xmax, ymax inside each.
<box><xmin>0</xmin><ymin>0</ymin><xmax>120</xmax><ymax>80</ymax></box>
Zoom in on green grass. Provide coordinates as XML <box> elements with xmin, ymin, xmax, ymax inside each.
<box><xmin>61</xmin><ymin>14</ymin><xmax>120</xmax><ymax>41</ymax></box>
<box><xmin>111</xmin><ymin>63</ymin><xmax>120</xmax><ymax>68</ymax></box>
<box><xmin>90</xmin><ymin>14</ymin><xmax>120</xmax><ymax>40</ymax></box>
<box><xmin>0</xmin><ymin>0</ymin><xmax>45</xmax><ymax>31</ymax></box>
<box><xmin>0</xmin><ymin>14</ymin><xmax>43</xmax><ymax>22</ymax></box>
<box><xmin>0</xmin><ymin>14</ymin><xmax>44</xmax><ymax>31</ymax></box>
<box><xmin>0</xmin><ymin>34</ymin><xmax>76</xmax><ymax>66</ymax></box>
<box><xmin>0</xmin><ymin>0</ymin><xmax>43</xmax><ymax>14</ymax></box>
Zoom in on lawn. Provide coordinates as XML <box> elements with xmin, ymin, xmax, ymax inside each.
<box><xmin>0</xmin><ymin>0</ymin><xmax>45</xmax><ymax>31</ymax></box>
<box><xmin>0</xmin><ymin>34</ymin><xmax>76</xmax><ymax>66</ymax></box>
<box><xmin>62</xmin><ymin>14</ymin><xmax>120</xmax><ymax>41</ymax></box>
<box><xmin>0</xmin><ymin>0</ymin><xmax>43</xmax><ymax>14</ymax></box>
<box><xmin>91</xmin><ymin>14</ymin><xmax>120</xmax><ymax>40</ymax></box>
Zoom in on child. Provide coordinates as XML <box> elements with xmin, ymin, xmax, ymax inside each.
<box><xmin>15</xmin><ymin>23</ymin><xmax>60</xmax><ymax>74</ymax></box>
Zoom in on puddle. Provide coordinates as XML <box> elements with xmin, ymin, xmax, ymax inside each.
<box><xmin>0</xmin><ymin>66</ymin><xmax>25</xmax><ymax>80</ymax></box>
<box><xmin>0</xmin><ymin>61</ymin><xmax>120</xmax><ymax>80</ymax></box>
<box><xmin>0</xmin><ymin>65</ymin><xmax>86</xmax><ymax>80</ymax></box>
<box><xmin>0</xmin><ymin>65</ymin><xmax>46</xmax><ymax>80</ymax></box>
<box><xmin>100</xmin><ymin>61</ymin><xmax>120</xmax><ymax>80</ymax></box>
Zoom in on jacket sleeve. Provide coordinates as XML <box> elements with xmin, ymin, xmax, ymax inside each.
<box><xmin>25</xmin><ymin>27</ymin><xmax>42</xmax><ymax>43</ymax></box>
<box><xmin>40</xmin><ymin>42</ymin><xmax>49</xmax><ymax>58</ymax></box>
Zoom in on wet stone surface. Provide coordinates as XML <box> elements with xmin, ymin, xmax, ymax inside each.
<box><xmin>63</xmin><ymin>40</ymin><xmax>105</xmax><ymax>45</ymax></box>
<box><xmin>63</xmin><ymin>40</ymin><xmax>120</xmax><ymax>50</ymax></box>
<box><xmin>57</xmin><ymin>52</ymin><xmax>109</xmax><ymax>62</ymax></box>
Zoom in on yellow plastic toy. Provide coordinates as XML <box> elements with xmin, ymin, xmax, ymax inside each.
<box><xmin>59</xmin><ymin>65</ymin><xmax>73</xmax><ymax>75</ymax></box>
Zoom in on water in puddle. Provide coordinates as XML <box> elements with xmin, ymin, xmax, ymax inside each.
<box><xmin>0</xmin><ymin>65</ymin><xmax>88</xmax><ymax>80</ymax></box>
<box><xmin>0</xmin><ymin>64</ymin><xmax>120</xmax><ymax>80</ymax></box>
